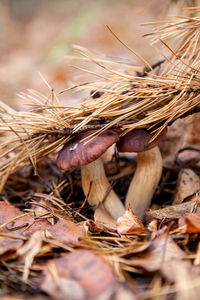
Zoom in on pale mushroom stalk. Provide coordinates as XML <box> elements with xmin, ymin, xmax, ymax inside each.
<box><xmin>125</xmin><ymin>146</ymin><xmax>162</xmax><ymax>219</ymax></box>
<box><xmin>117</xmin><ymin>128</ymin><xmax>167</xmax><ymax>220</ymax></box>
<box><xmin>56</xmin><ymin>129</ymin><xmax>125</xmax><ymax>220</ymax></box>
<box><xmin>81</xmin><ymin>157</ymin><xmax>125</xmax><ymax>219</ymax></box>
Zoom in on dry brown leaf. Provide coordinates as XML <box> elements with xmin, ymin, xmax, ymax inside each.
<box><xmin>159</xmin><ymin>119</ymin><xmax>186</xmax><ymax>167</ymax></box>
<box><xmin>113</xmin><ymin>283</ymin><xmax>138</xmax><ymax>300</ymax></box>
<box><xmin>0</xmin><ymin>201</ymin><xmax>23</xmax><ymax>224</ymax></box>
<box><xmin>0</xmin><ymin>201</ymin><xmax>49</xmax><ymax>258</ymax></box>
<box><xmin>44</xmin><ymin>219</ymin><xmax>86</xmax><ymax>245</ymax></box>
<box><xmin>170</xmin><ymin>261</ymin><xmax>200</xmax><ymax>300</ymax></box>
<box><xmin>0</xmin><ymin>201</ymin><xmax>51</xmax><ymax>235</ymax></box>
<box><xmin>129</xmin><ymin>230</ymin><xmax>190</xmax><ymax>282</ymax></box>
<box><xmin>83</xmin><ymin>219</ymin><xmax>104</xmax><ymax>234</ymax></box>
<box><xmin>178</xmin><ymin>213</ymin><xmax>200</xmax><ymax>233</ymax></box>
<box><xmin>116</xmin><ymin>207</ymin><xmax>147</xmax><ymax>235</ymax></box>
<box><xmin>147</xmin><ymin>219</ymin><xmax>158</xmax><ymax>232</ymax></box>
<box><xmin>0</xmin><ymin>236</ymin><xmax>23</xmax><ymax>258</ymax></box>
<box><xmin>173</xmin><ymin>168</ymin><xmax>200</xmax><ymax>204</ymax></box>
<box><xmin>40</xmin><ymin>249</ymin><xmax>117</xmax><ymax>300</ymax></box>
<box><xmin>0</xmin><ymin>202</ymin><xmax>86</xmax><ymax>259</ymax></box>
<box><xmin>146</xmin><ymin>199</ymin><xmax>199</xmax><ymax>220</ymax></box>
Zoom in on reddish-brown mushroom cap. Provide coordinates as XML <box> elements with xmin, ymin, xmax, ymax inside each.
<box><xmin>117</xmin><ymin>128</ymin><xmax>167</xmax><ymax>153</ymax></box>
<box><xmin>56</xmin><ymin>128</ymin><xmax>125</xmax><ymax>220</ymax></box>
<box><xmin>57</xmin><ymin>129</ymin><xmax>121</xmax><ymax>171</ymax></box>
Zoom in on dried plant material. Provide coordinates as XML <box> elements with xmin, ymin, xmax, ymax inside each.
<box><xmin>129</xmin><ymin>230</ymin><xmax>190</xmax><ymax>282</ymax></box>
<box><xmin>185</xmin><ymin>113</ymin><xmax>200</xmax><ymax>145</ymax></box>
<box><xmin>150</xmin><ymin>13</ymin><xmax>200</xmax><ymax>75</ymax></box>
<box><xmin>0</xmin><ymin>201</ymin><xmax>24</xmax><ymax>225</ymax></box>
<box><xmin>147</xmin><ymin>219</ymin><xmax>158</xmax><ymax>232</ymax></box>
<box><xmin>45</xmin><ymin>219</ymin><xmax>86</xmax><ymax>245</ymax></box>
<box><xmin>171</xmin><ymin>260</ymin><xmax>200</xmax><ymax>300</ymax></box>
<box><xmin>194</xmin><ymin>242</ymin><xmax>200</xmax><ymax>266</ymax></box>
<box><xmin>1</xmin><ymin>26</ymin><xmax>200</xmax><ymax>191</ymax></box>
<box><xmin>83</xmin><ymin>219</ymin><xmax>104</xmax><ymax>234</ymax></box>
<box><xmin>0</xmin><ymin>236</ymin><xmax>23</xmax><ymax>258</ymax></box>
<box><xmin>0</xmin><ymin>201</ymin><xmax>86</xmax><ymax>259</ymax></box>
<box><xmin>146</xmin><ymin>198</ymin><xmax>199</xmax><ymax>220</ymax></box>
<box><xmin>1</xmin><ymin>3</ymin><xmax>200</xmax><ymax>299</ymax></box>
<box><xmin>176</xmin><ymin>147</ymin><xmax>200</xmax><ymax>166</ymax></box>
<box><xmin>159</xmin><ymin>119</ymin><xmax>186</xmax><ymax>166</ymax></box>
<box><xmin>173</xmin><ymin>168</ymin><xmax>200</xmax><ymax>204</ymax></box>
<box><xmin>40</xmin><ymin>249</ymin><xmax>117</xmax><ymax>300</ymax></box>
<box><xmin>178</xmin><ymin>213</ymin><xmax>200</xmax><ymax>233</ymax></box>
<box><xmin>0</xmin><ymin>201</ymin><xmax>50</xmax><ymax>236</ymax></box>
<box><xmin>116</xmin><ymin>207</ymin><xmax>147</xmax><ymax>235</ymax></box>
<box><xmin>17</xmin><ymin>231</ymin><xmax>43</xmax><ymax>282</ymax></box>
<box><xmin>113</xmin><ymin>283</ymin><xmax>138</xmax><ymax>300</ymax></box>
<box><xmin>0</xmin><ymin>201</ymin><xmax>48</xmax><ymax>258</ymax></box>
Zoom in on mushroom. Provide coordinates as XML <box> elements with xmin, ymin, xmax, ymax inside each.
<box><xmin>117</xmin><ymin>128</ymin><xmax>167</xmax><ymax>219</ymax></box>
<box><xmin>56</xmin><ymin>129</ymin><xmax>125</xmax><ymax>219</ymax></box>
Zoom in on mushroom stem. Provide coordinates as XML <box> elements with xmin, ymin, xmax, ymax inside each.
<box><xmin>81</xmin><ymin>157</ymin><xmax>125</xmax><ymax>219</ymax></box>
<box><xmin>125</xmin><ymin>146</ymin><xmax>162</xmax><ymax>219</ymax></box>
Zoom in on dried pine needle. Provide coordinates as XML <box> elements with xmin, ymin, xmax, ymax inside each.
<box><xmin>0</xmin><ymin>9</ymin><xmax>200</xmax><ymax>191</ymax></box>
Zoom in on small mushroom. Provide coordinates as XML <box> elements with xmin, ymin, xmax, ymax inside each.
<box><xmin>57</xmin><ymin>129</ymin><xmax>125</xmax><ymax>219</ymax></box>
<box><xmin>117</xmin><ymin>128</ymin><xmax>167</xmax><ymax>219</ymax></box>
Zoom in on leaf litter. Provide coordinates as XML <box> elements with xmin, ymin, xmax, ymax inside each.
<box><xmin>0</xmin><ymin>3</ymin><xmax>200</xmax><ymax>300</ymax></box>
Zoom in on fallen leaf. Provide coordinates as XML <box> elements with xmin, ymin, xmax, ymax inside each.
<box><xmin>83</xmin><ymin>219</ymin><xmax>104</xmax><ymax>234</ymax></box>
<box><xmin>45</xmin><ymin>218</ymin><xmax>86</xmax><ymax>245</ymax></box>
<box><xmin>0</xmin><ymin>201</ymin><xmax>49</xmax><ymax>258</ymax></box>
<box><xmin>116</xmin><ymin>207</ymin><xmax>147</xmax><ymax>234</ymax></box>
<box><xmin>129</xmin><ymin>230</ymin><xmax>191</xmax><ymax>282</ymax></box>
<box><xmin>0</xmin><ymin>236</ymin><xmax>23</xmax><ymax>257</ymax></box>
<box><xmin>176</xmin><ymin>148</ymin><xmax>200</xmax><ymax>166</ymax></box>
<box><xmin>173</xmin><ymin>168</ymin><xmax>200</xmax><ymax>204</ymax></box>
<box><xmin>147</xmin><ymin>219</ymin><xmax>158</xmax><ymax>232</ymax></box>
<box><xmin>113</xmin><ymin>283</ymin><xmax>138</xmax><ymax>300</ymax></box>
<box><xmin>40</xmin><ymin>249</ymin><xmax>117</xmax><ymax>300</ymax></box>
<box><xmin>170</xmin><ymin>260</ymin><xmax>200</xmax><ymax>300</ymax></box>
<box><xmin>0</xmin><ymin>201</ymin><xmax>24</xmax><ymax>225</ymax></box>
<box><xmin>146</xmin><ymin>199</ymin><xmax>199</xmax><ymax>220</ymax></box>
<box><xmin>178</xmin><ymin>213</ymin><xmax>200</xmax><ymax>233</ymax></box>
<box><xmin>0</xmin><ymin>201</ymin><xmax>50</xmax><ymax>236</ymax></box>
<box><xmin>0</xmin><ymin>202</ymin><xmax>85</xmax><ymax>259</ymax></box>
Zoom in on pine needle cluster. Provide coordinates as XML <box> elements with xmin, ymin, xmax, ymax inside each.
<box><xmin>0</xmin><ymin>7</ymin><xmax>200</xmax><ymax>192</ymax></box>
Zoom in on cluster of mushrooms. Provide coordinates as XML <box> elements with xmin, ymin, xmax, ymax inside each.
<box><xmin>57</xmin><ymin>127</ymin><xmax>167</xmax><ymax>220</ymax></box>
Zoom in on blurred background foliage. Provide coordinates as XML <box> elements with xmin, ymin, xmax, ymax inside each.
<box><xmin>0</xmin><ymin>0</ymin><xmax>180</xmax><ymax>108</ymax></box>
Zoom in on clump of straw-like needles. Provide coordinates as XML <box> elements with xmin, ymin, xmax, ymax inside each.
<box><xmin>0</xmin><ymin>9</ymin><xmax>200</xmax><ymax>192</ymax></box>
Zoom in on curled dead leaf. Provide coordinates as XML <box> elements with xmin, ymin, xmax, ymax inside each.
<box><xmin>83</xmin><ymin>219</ymin><xmax>104</xmax><ymax>234</ymax></box>
<box><xmin>116</xmin><ymin>207</ymin><xmax>147</xmax><ymax>235</ymax></box>
<box><xmin>178</xmin><ymin>213</ymin><xmax>200</xmax><ymax>233</ymax></box>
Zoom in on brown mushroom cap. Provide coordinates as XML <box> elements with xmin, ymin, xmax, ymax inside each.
<box><xmin>57</xmin><ymin>129</ymin><xmax>121</xmax><ymax>171</ymax></box>
<box><xmin>116</xmin><ymin>128</ymin><xmax>167</xmax><ymax>153</ymax></box>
